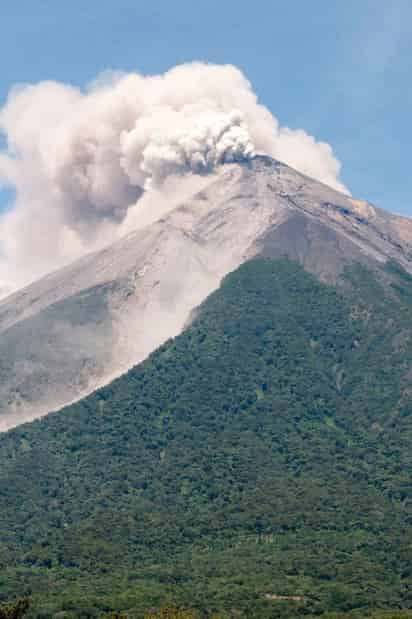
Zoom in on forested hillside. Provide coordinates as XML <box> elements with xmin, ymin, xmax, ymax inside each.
<box><xmin>1</xmin><ymin>258</ymin><xmax>412</xmax><ymax>618</ymax></box>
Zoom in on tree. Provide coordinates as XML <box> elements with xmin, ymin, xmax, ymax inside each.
<box><xmin>0</xmin><ymin>599</ymin><xmax>30</xmax><ymax>619</ymax></box>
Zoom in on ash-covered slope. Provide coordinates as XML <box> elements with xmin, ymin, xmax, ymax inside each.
<box><xmin>2</xmin><ymin>155</ymin><xmax>412</xmax><ymax>429</ymax></box>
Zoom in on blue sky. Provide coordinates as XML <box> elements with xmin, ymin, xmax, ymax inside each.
<box><xmin>0</xmin><ymin>0</ymin><xmax>411</xmax><ymax>214</ymax></box>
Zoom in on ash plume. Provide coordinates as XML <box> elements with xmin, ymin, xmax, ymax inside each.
<box><xmin>0</xmin><ymin>62</ymin><xmax>348</xmax><ymax>294</ymax></box>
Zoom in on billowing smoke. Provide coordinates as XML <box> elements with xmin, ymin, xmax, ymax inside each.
<box><xmin>0</xmin><ymin>62</ymin><xmax>348</xmax><ymax>295</ymax></box>
<box><xmin>122</xmin><ymin>108</ymin><xmax>255</xmax><ymax>188</ymax></box>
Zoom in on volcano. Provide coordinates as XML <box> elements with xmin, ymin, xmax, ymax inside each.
<box><xmin>2</xmin><ymin>155</ymin><xmax>412</xmax><ymax>429</ymax></box>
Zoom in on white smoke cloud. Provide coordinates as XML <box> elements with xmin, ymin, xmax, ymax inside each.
<box><xmin>122</xmin><ymin>108</ymin><xmax>255</xmax><ymax>188</ymax></box>
<box><xmin>0</xmin><ymin>279</ymin><xmax>13</xmax><ymax>300</ymax></box>
<box><xmin>0</xmin><ymin>62</ymin><xmax>348</xmax><ymax>291</ymax></box>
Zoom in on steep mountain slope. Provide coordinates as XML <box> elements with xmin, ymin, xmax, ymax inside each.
<box><xmin>2</xmin><ymin>156</ymin><xmax>412</xmax><ymax>430</ymax></box>
<box><xmin>1</xmin><ymin>258</ymin><xmax>412</xmax><ymax>617</ymax></box>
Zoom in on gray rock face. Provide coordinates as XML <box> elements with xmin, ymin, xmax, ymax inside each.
<box><xmin>2</xmin><ymin>155</ymin><xmax>412</xmax><ymax>430</ymax></box>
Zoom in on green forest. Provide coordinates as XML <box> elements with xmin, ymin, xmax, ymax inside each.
<box><xmin>1</xmin><ymin>258</ymin><xmax>412</xmax><ymax>618</ymax></box>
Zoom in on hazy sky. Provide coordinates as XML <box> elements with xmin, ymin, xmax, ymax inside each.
<box><xmin>1</xmin><ymin>0</ymin><xmax>411</xmax><ymax>214</ymax></box>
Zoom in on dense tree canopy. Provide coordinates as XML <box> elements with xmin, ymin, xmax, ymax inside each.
<box><xmin>1</xmin><ymin>258</ymin><xmax>412</xmax><ymax>618</ymax></box>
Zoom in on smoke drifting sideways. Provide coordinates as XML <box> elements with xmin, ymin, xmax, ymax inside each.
<box><xmin>0</xmin><ymin>62</ymin><xmax>348</xmax><ymax>297</ymax></box>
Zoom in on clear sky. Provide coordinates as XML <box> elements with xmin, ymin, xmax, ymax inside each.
<box><xmin>0</xmin><ymin>0</ymin><xmax>411</xmax><ymax>214</ymax></box>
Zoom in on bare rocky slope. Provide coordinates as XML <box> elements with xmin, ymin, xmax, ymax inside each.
<box><xmin>2</xmin><ymin>155</ymin><xmax>412</xmax><ymax>429</ymax></box>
